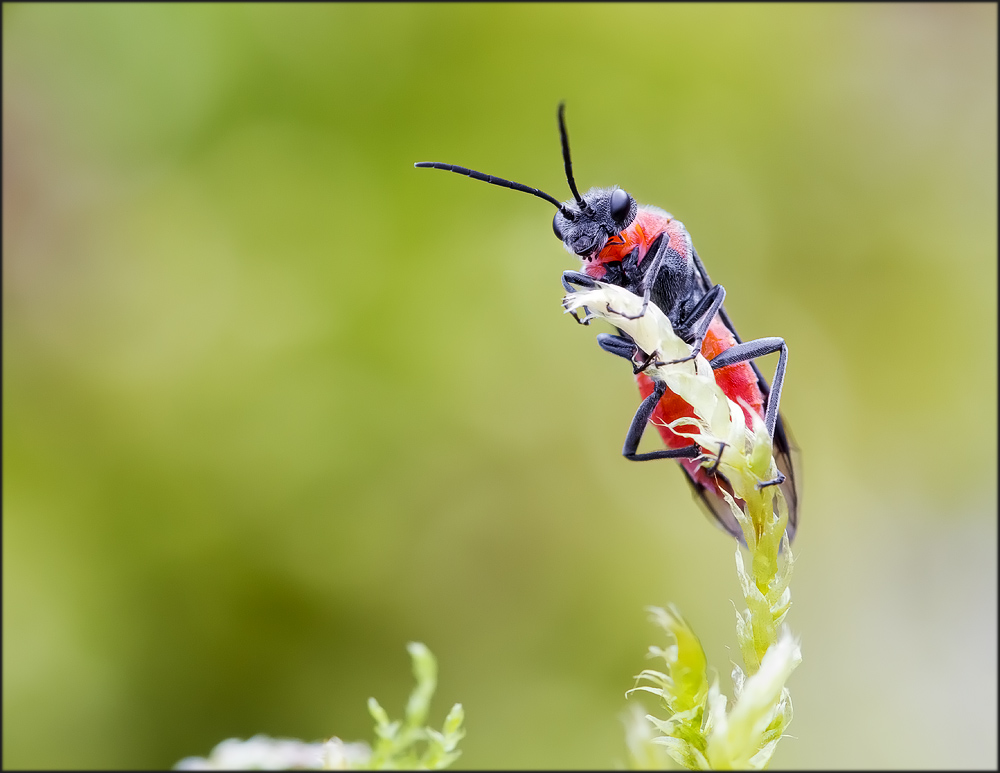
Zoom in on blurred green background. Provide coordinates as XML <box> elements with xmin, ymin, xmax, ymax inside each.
<box><xmin>3</xmin><ymin>3</ymin><xmax>996</xmax><ymax>769</ymax></box>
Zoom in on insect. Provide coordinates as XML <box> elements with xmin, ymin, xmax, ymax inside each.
<box><xmin>415</xmin><ymin>104</ymin><xmax>798</xmax><ymax>542</ymax></box>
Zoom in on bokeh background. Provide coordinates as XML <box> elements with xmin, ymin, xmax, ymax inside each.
<box><xmin>4</xmin><ymin>3</ymin><xmax>996</xmax><ymax>769</ymax></box>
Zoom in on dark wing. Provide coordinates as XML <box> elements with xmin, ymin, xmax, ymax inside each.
<box><xmin>680</xmin><ymin>467</ymin><xmax>745</xmax><ymax>542</ymax></box>
<box><xmin>688</xmin><ymin>248</ymin><xmax>800</xmax><ymax>541</ymax></box>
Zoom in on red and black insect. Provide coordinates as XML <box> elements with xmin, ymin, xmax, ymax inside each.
<box><xmin>416</xmin><ymin>105</ymin><xmax>798</xmax><ymax>542</ymax></box>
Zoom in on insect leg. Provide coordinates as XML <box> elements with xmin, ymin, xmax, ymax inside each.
<box><xmin>706</xmin><ymin>441</ymin><xmax>727</xmax><ymax>476</ymax></box>
<box><xmin>621</xmin><ymin>246</ymin><xmax>642</xmax><ymax>285</ymax></box>
<box><xmin>622</xmin><ymin>378</ymin><xmax>701</xmax><ymax>462</ymax></box>
<box><xmin>561</xmin><ymin>270</ymin><xmax>597</xmax><ymax>292</ymax></box>
<box><xmin>596</xmin><ymin>333</ymin><xmax>636</xmax><ymax>362</ymax></box>
<box><xmin>665</xmin><ymin>284</ymin><xmax>727</xmax><ymax>367</ymax></box>
<box><xmin>692</xmin><ymin>247</ymin><xmax>791</xmax><ymax>468</ymax></box>
<box><xmin>611</xmin><ymin>234</ymin><xmax>668</xmax><ymax>320</ymax></box>
<box><xmin>622</xmin><ymin>231</ymin><xmax>692</xmax><ymax>324</ymax></box>
<box><xmin>596</xmin><ymin>332</ymin><xmax>660</xmax><ymax>375</ymax></box>
<box><xmin>709</xmin><ymin>337</ymin><xmax>787</xmax><ymax>441</ymax></box>
<box><xmin>606</xmin><ymin>286</ymin><xmax>652</xmax><ymax>321</ymax></box>
<box><xmin>561</xmin><ymin>270</ymin><xmax>598</xmax><ymax>324</ymax></box>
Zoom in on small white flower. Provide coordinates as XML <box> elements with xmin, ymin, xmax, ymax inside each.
<box><xmin>175</xmin><ymin>643</ymin><xmax>462</xmax><ymax>771</ymax></box>
<box><xmin>173</xmin><ymin>734</ymin><xmax>371</xmax><ymax>770</ymax></box>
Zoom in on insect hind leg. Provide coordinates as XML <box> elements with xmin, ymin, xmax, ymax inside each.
<box><xmin>709</xmin><ymin>337</ymin><xmax>787</xmax><ymax>441</ymax></box>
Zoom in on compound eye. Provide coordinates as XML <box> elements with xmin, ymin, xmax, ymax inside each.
<box><xmin>610</xmin><ymin>188</ymin><xmax>632</xmax><ymax>223</ymax></box>
<box><xmin>610</xmin><ymin>188</ymin><xmax>632</xmax><ymax>222</ymax></box>
<box><xmin>552</xmin><ymin>213</ymin><xmax>564</xmax><ymax>241</ymax></box>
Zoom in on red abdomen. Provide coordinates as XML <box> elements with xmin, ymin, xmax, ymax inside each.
<box><xmin>636</xmin><ymin>317</ymin><xmax>763</xmax><ymax>493</ymax></box>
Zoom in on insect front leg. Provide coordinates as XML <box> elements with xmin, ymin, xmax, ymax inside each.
<box><xmin>608</xmin><ymin>235</ymin><xmax>667</xmax><ymax>321</ymax></box>
<box><xmin>638</xmin><ymin>232</ymin><xmax>693</xmax><ymax>325</ymax></box>
<box><xmin>561</xmin><ymin>270</ymin><xmax>598</xmax><ymax>324</ymax></box>
<box><xmin>621</xmin><ymin>378</ymin><xmax>701</xmax><ymax>462</ymax></box>
<box><xmin>621</xmin><ymin>245</ymin><xmax>643</xmax><ymax>286</ymax></box>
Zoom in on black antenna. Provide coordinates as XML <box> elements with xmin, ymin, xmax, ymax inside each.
<box><xmin>414</xmin><ymin>162</ymin><xmax>575</xmax><ymax>220</ymax></box>
<box><xmin>557</xmin><ymin>102</ymin><xmax>590</xmax><ymax>214</ymax></box>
